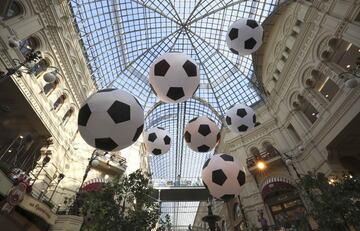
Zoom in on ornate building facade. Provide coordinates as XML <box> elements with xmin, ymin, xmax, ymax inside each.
<box><xmin>194</xmin><ymin>0</ymin><xmax>360</xmax><ymax>230</ymax></box>
<box><xmin>0</xmin><ymin>1</ymin><xmax>132</xmax><ymax>230</ymax></box>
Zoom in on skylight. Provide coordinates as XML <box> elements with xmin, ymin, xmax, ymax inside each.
<box><xmin>70</xmin><ymin>0</ymin><xmax>280</xmax><ymax>226</ymax></box>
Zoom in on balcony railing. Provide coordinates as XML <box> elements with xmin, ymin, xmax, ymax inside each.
<box><xmin>150</xmin><ymin>177</ymin><xmax>204</xmax><ymax>188</ymax></box>
<box><xmin>246</xmin><ymin>149</ymin><xmax>281</xmax><ymax>169</ymax></box>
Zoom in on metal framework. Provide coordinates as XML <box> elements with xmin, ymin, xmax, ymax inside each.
<box><xmin>70</xmin><ymin>0</ymin><xmax>280</xmax><ymax>226</ymax></box>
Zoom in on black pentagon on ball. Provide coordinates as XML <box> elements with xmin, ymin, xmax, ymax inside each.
<box><xmin>212</xmin><ymin>169</ymin><xmax>227</xmax><ymax>186</ymax></box>
<box><xmin>149</xmin><ymin>83</ymin><xmax>158</xmax><ymax>96</ymax></box>
<box><xmin>230</xmin><ymin>48</ymin><xmax>239</xmax><ymax>55</ymax></box>
<box><xmin>246</xmin><ymin>19</ymin><xmax>258</xmax><ymax>29</ymax></box>
<box><xmin>203</xmin><ymin>158</ymin><xmax>211</xmax><ymax>169</ymax></box>
<box><xmin>237</xmin><ymin>170</ymin><xmax>246</xmax><ymax>186</ymax></box>
<box><xmin>220</xmin><ymin>154</ymin><xmax>234</xmax><ymax>162</ymax></box>
<box><xmin>237</xmin><ymin>108</ymin><xmax>247</xmax><ymax>118</ymax></box>
<box><xmin>184</xmin><ymin>131</ymin><xmax>191</xmax><ymax>143</ymax></box>
<box><xmin>132</xmin><ymin>124</ymin><xmax>144</xmax><ymax>142</ymax></box>
<box><xmin>225</xmin><ymin>116</ymin><xmax>232</xmax><ymax>125</ymax></box>
<box><xmin>154</xmin><ymin>59</ymin><xmax>170</xmax><ymax>76</ymax></box>
<box><xmin>198</xmin><ymin>124</ymin><xmax>211</xmax><ymax>136</ymax></box>
<box><xmin>164</xmin><ymin>135</ymin><xmax>171</xmax><ymax>145</ymax></box>
<box><xmin>157</xmin><ymin>127</ymin><xmax>165</xmax><ymax>130</ymax></box>
<box><xmin>97</xmin><ymin>88</ymin><xmax>117</xmax><ymax>93</ymax></box>
<box><xmin>152</xmin><ymin>148</ymin><xmax>162</xmax><ymax>155</ymax></box>
<box><xmin>107</xmin><ymin>101</ymin><xmax>130</xmax><ymax>123</ymax></box>
<box><xmin>221</xmin><ymin>194</ymin><xmax>235</xmax><ymax>201</ymax></box>
<box><xmin>78</xmin><ymin>104</ymin><xmax>91</xmax><ymax>126</ymax></box>
<box><xmin>148</xmin><ymin>133</ymin><xmax>157</xmax><ymax>142</ymax></box>
<box><xmin>228</xmin><ymin>28</ymin><xmax>238</xmax><ymax>40</ymax></box>
<box><xmin>238</xmin><ymin>125</ymin><xmax>248</xmax><ymax>132</ymax></box>
<box><xmin>198</xmin><ymin>145</ymin><xmax>210</xmax><ymax>152</ymax></box>
<box><xmin>244</xmin><ymin>37</ymin><xmax>257</xmax><ymax>50</ymax></box>
<box><xmin>166</xmin><ymin>87</ymin><xmax>185</xmax><ymax>100</ymax></box>
<box><xmin>95</xmin><ymin>138</ymin><xmax>118</xmax><ymax>151</ymax></box>
<box><xmin>182</xmin><ymin>60</ymin><xmax>197</xmax><ymax>77</ymax></box>
<box><xmin>253</xmin><ymin>114</ymin><xmax>256</xmax><ymax>123</ymax></box>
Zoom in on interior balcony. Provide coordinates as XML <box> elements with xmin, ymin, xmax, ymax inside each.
<box><xmin>91</xmin><ymin>154</ymin><xmax>127</xmax><ymax>176</ymax></box>
<box><xmin>246</xmin><ymin>147</ymin><xmax>283</xmax><ymax>174</ymax></box>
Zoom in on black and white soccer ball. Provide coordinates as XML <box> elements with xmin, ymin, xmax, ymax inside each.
<box><xmin>225</xmin><ymin>103</ymin><xmax>256</xmax><ymax>134</ymax></box>
<box><xmin>184</xmin><ymin>116</ymin><xmax>220</xmax><ymax>153</ymax></box>
<box><xmin>226</xmin><ymin>18</ymin><xmax>263</xmax><ymax>56</ymax></box>
<box><xmin>143</xmin><ymin>127</ymin><xmax>171</xmax><ymax>155</ymax></box>
<box><xmin>202</xmin><ymin>154</ymin><xmax>246</xmax><ymax>201</ymax></box>
<box><xmin>78</xmin><ymin>88</ymin><xmax>144</xmax><ymax>152</ymax></box>
<box><xmin>149</xmin><ymin>52</ymin><xmax>200</xmax><ymax>103</ymax></box>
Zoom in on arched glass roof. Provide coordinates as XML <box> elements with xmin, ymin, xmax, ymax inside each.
<box><xmin>70</xmin><ymin>0</ymin><xmax>280</xmax><ymax>226</ymax></box>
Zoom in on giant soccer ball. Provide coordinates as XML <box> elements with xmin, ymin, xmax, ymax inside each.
<box><xmin>202</xmin><ymin>154</ymin><xmax>246</xmax><ymax>200</ymax></box>
<box><xmin>78</xmin><ymin>89</ymin><xmax>144</xmax><ymax>152</ymax></box>
<box><xmin>226</xmin><ymin>18</ymin><xmax>263</xmax><ymax>56</ymax></box>
<box><xmin>225</xmin><ymin>103</ymin><xmax>256</xmax><ymax>134</ymax></box>
<box><xmin>149</xmin><ymin>52</ymin><xmax>200</xmax><ymax>103</ymax></box>
<box><xmin>143</xmin><ymin>127</ymin><xmax>171</xmax><ymax>155</ymax></box>
<box><xmin>184</xmin><ymin>116</ymin><xmax>220</xmax><ymax>153</ymax></box>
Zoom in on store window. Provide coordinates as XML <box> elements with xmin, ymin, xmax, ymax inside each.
<box><xmin>330</xmin><ymin>39</ymin><xmax>360</xmax><ymax>71</ymax></box>
<box><xmin>62</xmin><ymin>108</ymin><xmax>74</xmax><ymax>125</ymax></box>
<box><xmin>262</xmin><ymin>181</ymin><xmax>307</xmax><ymax>228</ymax></box>
<box><xmin>19</xmin><ymin>37</ymin><xmax>39</xmax><ymax>58</ymax></box>
<box><xmin>43</xmin><ymin>79</ymin><xmax>59</xmax><ymax>95</ymax></box>
<box><xmin>2</xmin><ymin>1</ymin><xmax>22</xmax><ymax>20</ymax></box>
<box><xmin>314</xmin><ymin>76</ymin><xmax>339</xmax><ymax>101</ymax></box>
<box><xmin>32</xmin><ymin>59</ymin><xmax>49</xmax><ymax>76</ymax></box>
<box><xmin>53</xmin><ymin>94</ymin><xmax>66</xmax><ymax>110</ymax></box>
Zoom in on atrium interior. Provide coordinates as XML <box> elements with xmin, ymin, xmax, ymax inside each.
<box><xmin>0</xmin><ymin>0</ymin><xmax>360</xmax><ymax>231</ymax></box>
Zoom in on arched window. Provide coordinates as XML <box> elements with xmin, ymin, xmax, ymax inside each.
<box><xmin>62</xmin><ymin>108</ymin><xmax>74</xmax><ymax>125</ymax></box>
<box><xmin>298</xmin><ymin>96</ymin><xmax>319</xmax><ymax>124</ymax></box>
<box><xmin>43</xmin><ymin>79</ymin><xmax>59</xmax><ymax>95</ymax></box>
<box><xmin>53</xmin><ymin>94</ymin><xmax>66</xmax><ymax>110</ymax></box>
<box><xmin>19</xmin><ymin>37</ymin><xmax>39</xmax><ymax>58</ymax></box>
<box><xmin>2</xmin><ymin>1</ymin><xmax>22</xmax><ymax>20</ymax></box>
<box><xmin>32</xmin><ymin>59</ymin><xmax>49</xmax><ymax>76</ymax></box>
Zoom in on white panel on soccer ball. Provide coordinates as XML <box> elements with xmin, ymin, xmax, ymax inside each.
<box><xmin>225</xmin><ymin>103</ymin><xmax>256</xmax><ymax>134</ymax></box>
<box><xmin>184</xmin><ymin>116</ymin><xmax>220</xmax><ymax>153</ymax></box>
<box><xmin>149</xmin><ymin>52</ymin><xmax>200</xmax><ymax>103</ymax></box>
<box><xmin>143</xmin><ymin>127</ymin><xmax>171</xmax><ymax>155</ymax></box>
<box><xmin>78</xmin><ymin>88</ymin><xmax>144</xmax><ymax>152</ymax></box>
<box><xmin>226</xmin><ymin>18</ymin><xmax>263</xmax><ymax>56</ymax></box>
<box><xmin>201</xmin><ymin>154</ymin><xmax>246</xmax><ymax>201</ymax></box>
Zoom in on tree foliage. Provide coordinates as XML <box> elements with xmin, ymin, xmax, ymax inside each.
<box><xmin>297</xmin><ymin>172</ymin><xmax>360</xmax><ymax>231</ymax></box>
<box><xmin>81</xmin><ymin>170</ymin><xmax>160</xmax><ymax>231</ymax></box>
<box><xmin>156</xmin><ymin>214</ymin><xmax>172</xmax><ymax>231</ymax></box>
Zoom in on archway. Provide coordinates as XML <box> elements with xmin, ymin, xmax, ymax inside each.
<box><xmin>261</xmin><ymin>176</ymin><xmax>306</xmax><ymax>228</ymax></box>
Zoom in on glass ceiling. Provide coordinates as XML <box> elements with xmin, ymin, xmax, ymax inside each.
<box><xmin>70</xmin><ymin>0</ymin><xmax>280</xmax><ymax>227</ymax></box>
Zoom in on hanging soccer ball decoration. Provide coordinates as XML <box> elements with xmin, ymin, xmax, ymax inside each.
<box><xmin>78</xmin><ymin>89</ymin><xmax>144</xmax><ymax>152</ymax></box>
<box><xmin>226</xmin><ymin>18</ymin><xmax>263</xmax><ymax>55</ymax></box>
<box><xmin>184</xmin><ymin>116</ymin><xmax>220</xmax><ymax>153</ymax></box>
<box><xmin>143</xmin><ymin>127</ymin><xmax>171</xmax><ymax>155</ymax></box>
<box><xmin>149</xmin><ymin>52</ymin><xmax>200</xmax><ymax>103</ymax></box>
<box><xmin>225</xmin><ymin>103</ymin><xmax>256</xmax><ymax>134</ymax></box>
<box><xmin>202</xmin><ymin>154</ymin><xmax>246</xmax><ymax>201</ymax></box>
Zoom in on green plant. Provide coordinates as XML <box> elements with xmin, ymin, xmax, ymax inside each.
<box><xmin>297</xmin><ymin>172</ymin><xmax>360</xmax><ymax>231</ymax></box>
<box><xmin>157</xmin><ymin>214</ymin><xmax>172</xmax><ymax>231</ymax></box>
<box><xmin>81</xmin><ymin>170</ymin><xmax>160</xmax><ymax>231</ymax></box>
